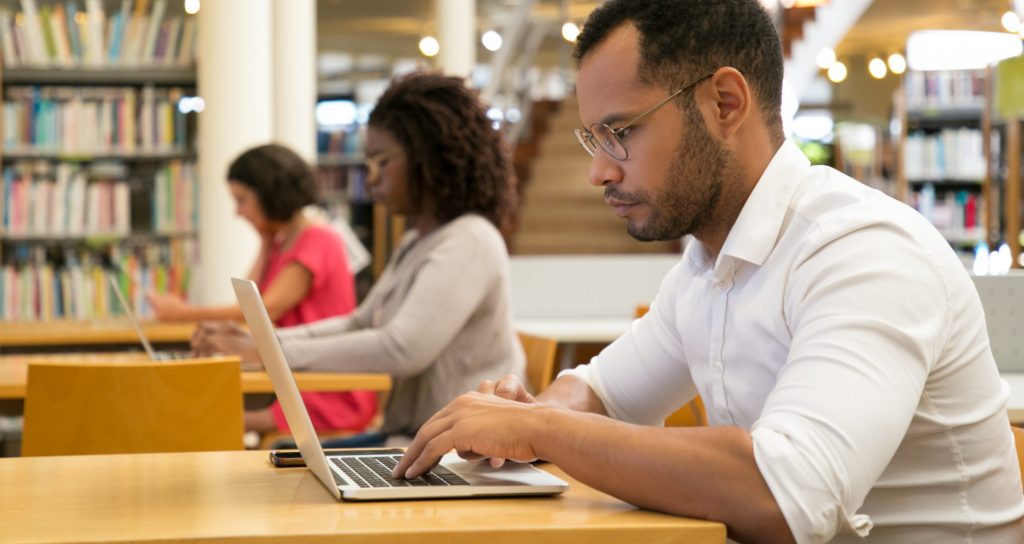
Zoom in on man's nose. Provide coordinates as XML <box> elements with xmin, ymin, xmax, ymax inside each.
<box><xmin>587</xmin><ymin>150</ymin><xmax>623</xmax><ymax>188</ymax></box>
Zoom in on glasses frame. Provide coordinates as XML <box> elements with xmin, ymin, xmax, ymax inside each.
<box><xmin>574</xmin><ymin>73</ymin><xmax>714</xmax><ymax>161</ymax></box>
<box><xmin>364</xmin><ymin>148</ymin><xmax>404</xmax><ymax>181</ymax></box>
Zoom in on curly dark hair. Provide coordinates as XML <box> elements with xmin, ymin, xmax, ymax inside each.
<box><xmin>226</xmin><ymin>144</ymin><xmax>319</xmax><ymax>222</ymax></box>
<box><xmin>574</xmin><ymin>0</ymin><xmax>784</xmax><ymax>143</ymax></box>
<box><xmin>368</xmin><ymin>72</ymin><xmax>514</xmax><ymax>227</ymax></box>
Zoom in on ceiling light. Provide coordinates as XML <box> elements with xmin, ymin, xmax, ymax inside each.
<box><xmin>887</xmin><ymin>53</ymin><xmax>907</xmax><ymax>75</ymax></box>
<box><xmin>418</xmin><ymin>36</ymin><xmax>440</xmax><ymax>57</ymax></box>
<box><xmin>827</xmin><ymin>61</ymin><xmax>847</xmax><ymax>83</ymax></box>
<box><xmin>1002</xmin><ymin>11</ymin><xmax>1022</xmax><ymax>33</ymax></box>
<box><xmin>816</xmin><ymin>48</ymin><xmax>836</xmax><ymax>69</ymax></box>
<box><xmin>868</xmin><ymin>57</ymin><xmax>887</xmax><ymax>79</ymax></box>
<box><xmin>907</xmin><ymin>30</ymin><xmax>1023</xmax><ymax>71</ymax></box>
<box><xmin>184</xmin><ymin>0</ymin><xmax>199</xmax><ymax>15</ymax></box>
<box><xmin>482</xmin><ymin>30</ymin><xmax>502</xmax><ymax>52</ymax></box>
<box><xmin>561</xmin><ymin>22</ymin><xmax>581</xmax><ymax>43</ymax></box>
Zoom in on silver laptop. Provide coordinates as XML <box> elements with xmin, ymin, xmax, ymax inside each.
<box><xmin>106</xmin><ymin>273</ymin><xmax>189</xmax><ymax>362</ymax></box>
<box><xmin>231</xmin><ymin>277</ymin><xmax>569</xmax><ymax>501</ymax></box>
<box><xmin>972</xmin><ymin>274</ymin><xmax>1024</xmax><ymax>372</ymax></box>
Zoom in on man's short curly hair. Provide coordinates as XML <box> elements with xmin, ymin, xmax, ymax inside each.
<box><xmin>227</xmin><ymin>144</ymin><xmax>319</xmax><ymax>222</ymax></box>
<box><xmin>368</xmin><ymin>72</ymin><xmax>514</xmax><ymax>227</ymax></box>
<box><xmin>574</xmin><ymin>0</ymin><xmax>784</xmax><ymax>142</ymax></box>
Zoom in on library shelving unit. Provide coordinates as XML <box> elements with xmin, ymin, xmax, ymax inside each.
<box><xmin>895</xmin><ymin>69</ymin><xmax>996</xmax><ymax>260</ymax></box>
<box><xmin>0</xmin><ymin>0</ymin><xmax>199</xmax><ymax>321</ymax></box>
<box><xmin>994</xmin><ymin>116</ymin><xmax>1022</xmax><ymax>268</ymax></box>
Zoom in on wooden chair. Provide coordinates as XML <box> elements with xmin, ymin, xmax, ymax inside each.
<box><xmin>635</xmin><ymin>303</ymin><xmax>708</xmax><ymax>427</ymax></box>
<box><xmin>518</xmin><ymin>331</ymin><xmax>558</xmax><ymax>394</ymax></box>
<box><xmin>22</xmin><ymin>357</ymin><xmax>244</xmax><ymax>456</ymax></box>
<box><xmin>1013</xmin><ymin>425</ymin><xmax>1024</xmax><ymax>492</ymax></box>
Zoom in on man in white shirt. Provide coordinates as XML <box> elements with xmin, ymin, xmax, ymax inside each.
<box><xmin>393</xmin><ymin>1</ymin><xmax>1024</xmax><ymax>542</ymax></box>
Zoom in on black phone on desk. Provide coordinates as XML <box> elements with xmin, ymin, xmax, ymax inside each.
<box><xmin>269</xmin><ymin>448</ymin><xmax>405</xmax><ymax>468</ymax></box>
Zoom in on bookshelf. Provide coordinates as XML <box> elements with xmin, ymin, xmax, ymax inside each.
<box><xmin>895</xmin><ymin>69</ymin><xmax>994</xmax><ymax>257</ymax></box>
<box><xmin>0</xmin><ymin>0</ymin><xmax>199</xmax><ymax>321</ymax></box>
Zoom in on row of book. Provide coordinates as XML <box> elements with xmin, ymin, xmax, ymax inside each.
<box><xmin>903</xmin><ymin>128</ymin><xmax>987</xmax><ymax>182</ymax></box>
<box><xmin>0</xmin><ymin>0</ymin><xmax>196</xmax><ymax>69</ymax></box>
<box><xmin>0</xmin><ymin>240</ymin><xmax>192</xmax><ymax>321</ymax></box>
<box><xmin>913</xmin><ymin>186</ymin><xmax>985</xmax><ymax>243</ymax></box>
<box><xmin>904</xmin><ymin>70</ymin><xmax>986</xmax><ymax>111</ymax></box>
<box><xmin>1</xmin><ymin>160</ymin><xmax>196</xmax><ymax>236</ymax></box>
<box><xmin>152</xmin><ymin>159</ymin><xmax>196</xmax><ymax>233</ymax></box>
<box><xmin>3</xmin><ymin>85</ymin><xmax>191</xmax><ymax>154</ymax></box>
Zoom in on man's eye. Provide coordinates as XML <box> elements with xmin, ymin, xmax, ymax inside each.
<box><xmin>617</xmin><ymin>126</ymin><xmax>634</xmax><ymax>139</ymax></box>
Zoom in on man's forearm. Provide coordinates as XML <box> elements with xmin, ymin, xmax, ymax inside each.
<box><xmin>527</xmin><ymin>404</ymin><xmax>793</xmax><ymax>544</ymax></box>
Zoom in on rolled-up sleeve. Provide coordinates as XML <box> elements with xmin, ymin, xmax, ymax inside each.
<box><xmin>751</xmin><ymin>222</ymin><xmax>948</xmax><ymax>543</ymax></box>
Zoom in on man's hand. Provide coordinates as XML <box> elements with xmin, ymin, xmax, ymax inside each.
<box><xmin>191</xmin><ymin>321</ymin><xmax>261</xmax><ymax>365</ymax></box>
<box><xmin>391</xmin><ymin>391</ymin><xmax>547</xmax><ymax>480</ymax></box>
<box><xmin>471</xmin><ymin>374</ymin><xmax>538</xmax><ymax>467</ymax></box>
<box><xmin>476</xmin><ymin>374</ymin><xmax>536</xmax><ymax>403</ymax></box>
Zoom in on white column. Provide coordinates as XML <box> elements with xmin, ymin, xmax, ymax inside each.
<box><xmin>194</xmin><ymin>0</ymin><xmax>272</xmax><ymax>305</ymax></box>
<box><xmin>435</xmin><ymin>0</ymin><xmax>476</xmax><ymax>78</ymax></box>
<box><xmin>273</xmin><ymin>0</ymin><xmax>317</xmax><ymax>162</ymax></box>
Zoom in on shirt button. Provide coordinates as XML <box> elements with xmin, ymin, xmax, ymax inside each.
<box><xmin>712</xmin><ymin>361</ymin><xmax>723</xmax><ymax>371</ymax></box>
<box><xmin>713</xmin><ymin>281</ymin><xmax>726</xmax><ymax>292</ymax></box>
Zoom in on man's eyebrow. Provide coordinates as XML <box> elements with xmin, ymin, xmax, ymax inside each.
<box><xmin>592</xmin><ymin>111</ymin><xmax>634</xmax><ymax>128</ymax></box>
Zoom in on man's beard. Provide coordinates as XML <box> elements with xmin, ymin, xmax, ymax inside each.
<box><xmin>606</xmin><ymin>109</ymin><xmax>732</xmax><ymax>242</ymax></box>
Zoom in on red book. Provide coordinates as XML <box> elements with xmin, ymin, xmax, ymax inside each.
<box><xmin>965</xmin><ymin>193</ymin><xmax>977</xmax><ymax>228</ymax></box>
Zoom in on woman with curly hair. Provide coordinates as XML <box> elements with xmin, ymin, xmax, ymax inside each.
<box><xmin>193</xmin><ymin>73</ymin><xmax>525</xmax><ymax>446</ymax></box>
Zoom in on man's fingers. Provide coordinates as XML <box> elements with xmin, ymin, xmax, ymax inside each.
<box><xmin>476</xmin><ymin>379</ymin><xmax>496</xmax><ymax>394</ymax></box>
<box><xmin>489</xmin><ymin>457</ymin><xmax>507</xmax><ymax>468</ymax></box>
<box><xmin>402</xmin><ymin>431</ymin><xmax>457</xmax><ymax>479</ymax></box>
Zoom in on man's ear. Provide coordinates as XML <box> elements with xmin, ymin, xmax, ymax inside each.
<box><xmin>703</xmin><ymin>67</ymin><xmax>751</xmax><ymax>141</ymax></box>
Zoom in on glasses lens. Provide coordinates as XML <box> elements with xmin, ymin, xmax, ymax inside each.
<box><xmin>591</xmin><ymin>124</ymin><xmax>626</xmax><ymax>160</ymax></box>
<box><xmin>573</xmin><ymin>129</ymin><xmax>597</xmax><ymax>157</ymax></box>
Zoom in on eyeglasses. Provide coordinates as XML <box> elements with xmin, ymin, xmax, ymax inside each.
<box><xmin>364</xmin><ymin>148</ymin><xmax>404</xmax><ymax>180</ymax></box>
<box><xmin>573</xmin><ymin>73</ymin><xmax>713</xmax><ymax>161</ymax></box>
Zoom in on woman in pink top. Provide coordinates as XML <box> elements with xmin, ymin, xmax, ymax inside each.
<box><xmin>147</xmin><ymin>144</ymin><xmax>377</xmax><ymax>435</ymax></box>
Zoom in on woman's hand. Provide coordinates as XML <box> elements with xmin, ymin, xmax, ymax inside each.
<box><xmin>191</xmin><ymin>321</ymin><xmax>262</xmax><ymax>366</ymax></box>
<box><xmin>146</xmin><ymin>292</ymin><xmax>194</xmax><ymax>321</ymax></box>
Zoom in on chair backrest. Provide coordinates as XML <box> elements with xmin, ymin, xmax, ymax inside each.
<box><xmin>518</xmin><ymin>331</ymin><xmax>558</xmax><ymax>394</ymax></box>
<box><xmin>22</xmin><ymin>357</ymin><xmax>244</xmax><ymax>456</ymax></box>
<box><xmin>1013</xmin><ymin>425</ymin><xmax>1024</xmax><ymax>492</ymax></box>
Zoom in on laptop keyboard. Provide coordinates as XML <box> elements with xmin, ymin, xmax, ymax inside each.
<box><xmin>330</xmin><ymin>455</ymin><xmax>470</xmax><ymax>488</ymax></box>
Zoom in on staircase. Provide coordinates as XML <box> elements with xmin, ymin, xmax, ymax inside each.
<box><xmin>513</xmin><ymin>95</ymin><xmax>677</xmax><ymax>255</ymax></box>
<box><xmin>783</xmin><ymin>0</ymin><xmax>874</xmax><ymax>100</ymax></box>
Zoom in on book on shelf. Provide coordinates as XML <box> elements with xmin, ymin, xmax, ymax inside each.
<box><xmin>0</xmin><ymin>240</ymin><xmax>191</xmax><ymax>321</ymax></box>
<box><xmin>904</xmin><ymin>70</ymin><xmax>986</xmax><ymax>111</ymax></box>
<box><xmin>3</xmin><ymin>85</ymin><xmax>190</xmax><ymax>154</ymax></box>
<box><xmin>1</xmin><ymin>159</ymin><xmax>195</xmax><ymax>238</ymax></box>
<box><xmin>0</xmin><ymin>0</ymin><xmax>195</xmax><ymax>69</ymax></box>
<box><xmin>903</xmin><ymin>127</ymin><xmax>986</xmax><ymax>181</ymax></box>
<box><xmin>912</xmin><ymin>185</ymin><xmax>985</xmax><ymax>245</ymax></box>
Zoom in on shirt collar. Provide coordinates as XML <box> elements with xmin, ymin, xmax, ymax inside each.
<box><xmin>682</xmin><ymin>140</ymin><xmax>808</xmax><ymax>277</ymax></box>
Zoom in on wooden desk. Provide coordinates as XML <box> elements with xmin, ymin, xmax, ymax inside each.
<box><xmin>0</xmin><ymin>319</ymin><xmax>196</xmax><ymax>350</ymax></box>
<box><xmin>0</xmin><ymin>450</ymin><xmax>726</xmax><ymax>543</ymax></box>
<box><xmin>0</xmin><ymin>354</ymin><xmax>392</xmax><ymax>399</ymax></box>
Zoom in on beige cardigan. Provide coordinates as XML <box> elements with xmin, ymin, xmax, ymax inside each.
<box><xmin>277</xmin><ymin>214</ymin><xmax>525</xmax><ymax>436</ymax></box>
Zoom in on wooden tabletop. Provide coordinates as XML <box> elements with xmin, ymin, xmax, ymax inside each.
<box><xmin>0</xmin><ymin>353</ymin><xmax>392</xmax><ymax>398</ymax></box>
<box><xmin>0</xmin><ymin>450</ymin><xmax>726</xmax><ymax>543</ymax></box>
<box><xmin>0</xmin><ymin>319</ymin><xmax>197</xmax><ymax>347</ymax></box>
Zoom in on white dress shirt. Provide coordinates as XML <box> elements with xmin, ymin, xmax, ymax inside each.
<box><xmin>563</xmin><ymin>141</ymin><xmax>1024</xmax><ymax>543</ymax></box>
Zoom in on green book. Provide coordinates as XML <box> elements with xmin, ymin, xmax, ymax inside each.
<box><xmin>39</xmin><ymin>6</ymin><xmax>57</xmax><ymax>63</ymax></box>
